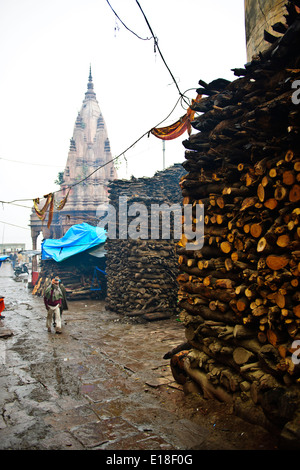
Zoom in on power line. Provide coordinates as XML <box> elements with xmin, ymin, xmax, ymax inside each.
<box><xmin>0</xmin><ymin>156</ymin><xmax>62</xmax><ymax>168</ymax></box>
<box><xmin>0</xmin><ymin>89</ymin><xmax>190</xmax><ymax>206</ymax></box>
<box><xmin>1</xmin><ymin>3</ymin><xmax>193</xmax><ymax>208</ymax></box>
<box><xmin>106</xmin><ymin>0</ymin><xmax>188</xmax><ymax>106</ymax></box>
<box><xmin>105</xmin><ymin>0</ymin><xmax>152</xmax><ymax>41</ymax></box>
<box><xmin>0</xmin><ymin>200</ymin><xmax>33</xmax><ymax>209</ymax></box>
<box><xmin>135</xmin><ymin>0</ymin><xmax>189</xmax><ymax>106</ymax></box>
<box><xmin>0</xmin><ymin>220</ymin><xmax>30</xmax><ymax>230</ymax></box>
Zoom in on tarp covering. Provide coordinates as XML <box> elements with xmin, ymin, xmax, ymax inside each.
<box><xmin>41</xmin><ymin>223</ymin><xmax>107</xmax><ymax>262</ymax></box>
<box><xmin>0</xmin><ymin>256</ymin><xmax>9</xmax><ymax>268</ymax></box>
<box><xmin>88</xmin><ymin>244</ymin><xmax>107</xmax><ymax>258</ymax></box>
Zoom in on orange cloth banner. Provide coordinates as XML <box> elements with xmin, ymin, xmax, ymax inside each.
<box><xmin>150</xmin><ymin>94</ymin><xmax>201</xmax><ymax>141</ymax></box>
<box><xmin>33</xmin><ymin>193</ymin><xmax>53</xmax><ymax>221</ymax></box>
<box><xmin>55</xmin><ymin>188</ymin><xmax>70</xmax><ymax>211</ymax></box>
<box><xmin>33</xmin><ymin>190</ymin><xmax>70</xmax><ymax>229</ymax></box>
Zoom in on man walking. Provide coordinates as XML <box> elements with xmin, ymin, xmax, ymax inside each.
<box><xmin>44</xmin><ymin>277</ymin><xmax>63</xmax><ymax>334</ymax></box>
<box><xmin>58</xmin><ymin>277</ymin><xmax>68</xmax><ymax>319</ymax></box>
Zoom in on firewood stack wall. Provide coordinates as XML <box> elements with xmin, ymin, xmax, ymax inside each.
<box><xmin>33</xmin><ymin>253</ymin><xmax>106</xmax><ymax>300</ymax></box>
<box><xmin>105</xmin><ymin>164</ymin><xmax>186</xmax><ymax>321</ymax></box>
<box><xmin>176</xmin><ymin>2</ymin><xmax>300</xmax><ymax>445</ymax></box>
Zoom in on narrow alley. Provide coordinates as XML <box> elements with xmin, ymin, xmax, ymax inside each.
<box><xmin>0</xmin><ymin>262</ymin><xmax>278</xmax><ymax>453</ymax></box>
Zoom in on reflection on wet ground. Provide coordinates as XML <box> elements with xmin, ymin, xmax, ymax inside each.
<box><xmin>0</xmin><ymin>262</ymin><xmax>278</xmax><ymax>450</ymax></box>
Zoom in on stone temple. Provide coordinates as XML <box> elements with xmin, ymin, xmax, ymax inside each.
<box><xmin>30</xmin><ymin>67</ymin><xmax>117</xmax><ymax>248</ymax></box>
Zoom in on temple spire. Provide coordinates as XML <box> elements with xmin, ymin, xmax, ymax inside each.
<box><xmin>85</xmin><ymin>65</ymin><xmax>96</xmax><ymax>100</ymax></box>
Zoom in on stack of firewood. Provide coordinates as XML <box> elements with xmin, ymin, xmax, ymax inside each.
<box><xmin>32</xmin><ymin>254</ymin><xmax>106</xmax><ymax>300</ymax></box>
<box><xmin>106</xmin><ymin>238</ymin><xmax>178</xmax><ymax>320</ymax></box>
<box><xmin>105</xmin><ymin>164</ymin><xmax>186</xmax><ymax>320</ymax></box>
<box><xmin>175</xmin><ymin>3</ymin><xmax>300</xmax><ymax>443</ymax></box>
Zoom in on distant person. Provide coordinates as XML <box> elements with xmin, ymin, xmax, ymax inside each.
<box><xmin>56</xmin><ymin>277</ymin><xmax>68</xmax><ymax>321</ymax></box>
<box><xmin>44</xmin><ymin>277</ymin><xmax>64</xmax><ymax>334</ymax></box>
<box><xmin>12</xmin><ymin>253</ymin><xmax>17</xmax><ymax>269</ymax></box>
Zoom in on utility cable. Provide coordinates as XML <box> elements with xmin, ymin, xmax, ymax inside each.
<box><xmin>106</xmin><ymin>0</ymin><xmax>189</xmax><ymax>107</ymax></box>
<box><xmin>0</xmin><ymin>156</ymin><xmax>62</xmax><ymax>168</ymax></box>
<box><xmin>1</xmin><ymin>4</ymin><xmax>195</xmax><ymax>207</ymax></box>
<box><xmin>105</xmin><ymin>0</ymin><xmax>152</xmax><ymax>41</ymax></box>
<box><xmin>135</xmin><ymin>0</ymin><xmax>189</xmax><ymax>107</ymax></box>
<box><xmin>0</xmin><ymin>220</ymin><xmax>30</xmax><ymax>230</ymax></box>
<box><xmin>0</xmin><ymin>89</ymin><xmax>189</xmax><ymax>206</ymax></box>
<box><xmin>63</xmin><ymin>92</ymin><xmax>184</xmax><ymax>191</ymax></box>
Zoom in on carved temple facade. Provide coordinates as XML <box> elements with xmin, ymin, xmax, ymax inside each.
<box><xmin>30</xmin><ymin>68</ymin><xmax>117</xmax><ymax>250</ymax></box>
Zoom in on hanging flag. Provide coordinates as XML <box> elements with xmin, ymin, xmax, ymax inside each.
<box><xmin>150</xmin><ymin>94</ymin><xmax>202</xmax><ymax>141</ymax></box>
<box><xmin>55</xmin><ymin>188</ymin><xmax>70</xmax><ymax>211</ymax></box>
<box><xmin>47</xmin><ymin>195</ymin><xmax>54</xmax><ymax>229</ymax></box>
<box><xmin>33</xmin><ymin>189</ymin><xmax>70</xmax><ymax>229</ymax></box>
<box><xmin>33</xmin><ymin>193</ymin><xmax>53</xmax><ymax>221</ymax></box>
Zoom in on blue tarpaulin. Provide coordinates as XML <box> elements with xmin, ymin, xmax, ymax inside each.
<box><xmin>0</xmin><ymin>256</ymin><xmax>9</xmax><ymax>268</ymax></box>
<box><xmin>41</xmin><ymin>223</ymin><xmax>106</xmax><ymax>262</ymax></box>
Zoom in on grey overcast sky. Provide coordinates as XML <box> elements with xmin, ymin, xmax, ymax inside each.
<box><xmin>0</xmin><ymin>0</ymin><xmax>247</xmax><ymax>249</ymax></box>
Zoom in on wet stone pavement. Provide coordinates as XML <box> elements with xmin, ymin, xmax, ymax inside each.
<box><xmin>0</xmin><ymin>262</ymin><xmax>278</xmax><ymax>454</ymax></box>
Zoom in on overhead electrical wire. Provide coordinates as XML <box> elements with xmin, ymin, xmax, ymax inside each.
<box><xmin>106</xmin><ymin>0</ymin><xmax>189</xmax><ymax>105</ymax></box>
<box><xmin>105</xmin><ymin>0</ymin><xmax>152</xmax><ymax>41</ymax></box>
<box><xmin>0</xmin><ymin>88</ymin><xmax>193</xmax><ymax>207</ymax></box>
<box><xmin>0</xmin><ymin>220</ymin><xmax>30</xmax><ymax>230</ymax></box>
<box><xmin>134</xmin><ymin>0</ymin><xmax>189</xmax><ymax>106</ymax></box>
<box><xmin>1</xmin><ymin>202</ymin><xmax>33</xmax><ymax>209</ymax></box>
<box><xmin>1</xmin><ymin>1</ymin><xmax>196</xmax><ymax>209</ymax></box>
<box><xmin>0</xmin><ymin>156</ymin><xmax>62</xmax><ymax>168</ymax></box>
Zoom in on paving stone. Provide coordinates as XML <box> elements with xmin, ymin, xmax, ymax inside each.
<box><xmin>38</xmin><ymin>431</ymin><xmax>85</xmax><ymax>450</ymax></box>
<box><xmin>80</xmin><ymin>381</ymin><xmax>121</xmax><ymax>402</ymax></box>
<box><xmin>44</xmin><ymin>404</ymin><xmax>98</xmax><ymax>431</ymax></box>
<box><xmin>0</xmin><ymin>267</ymin><xmax>279</xmax><ymax>450</ymax></box>
<box><xmin>0</xmin><ymin>414</ymin><xmax>7</xmax><ymax>430</ymax></box>
<box><xmin>70</xmin><ymin>417</ymin><xmax>139</xmax><ymax>449</ymax></box>
<box><xmin>100</xmin><ymin>431</ymin><xmax>175</xmax><ymax>450</ymax></box>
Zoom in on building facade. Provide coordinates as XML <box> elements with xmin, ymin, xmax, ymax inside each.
<box><xmin>30</xmin><ymin>68</ymin><xmax>117</xmax><ymax>249</ymax></box>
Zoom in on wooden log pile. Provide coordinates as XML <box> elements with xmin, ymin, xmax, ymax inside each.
<box><xmin>32</xmin><ymin>253</ymin><xmax>106</xmax><ymax>300</ymax></box>
<box><xmin>175</xmin><ymin>3</ymin><xmax>300</xmax><ymax>445</ymax></box>
<box><xmin>105</xmin><ymin>164</ymin><xmax>186</xmax><ymax>321</ymax></box>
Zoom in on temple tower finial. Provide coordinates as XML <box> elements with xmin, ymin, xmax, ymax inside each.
<box><xmin>85</xmin><ymin>64</ymin><xmax>96</xmax><ymax>100</ymax></box>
